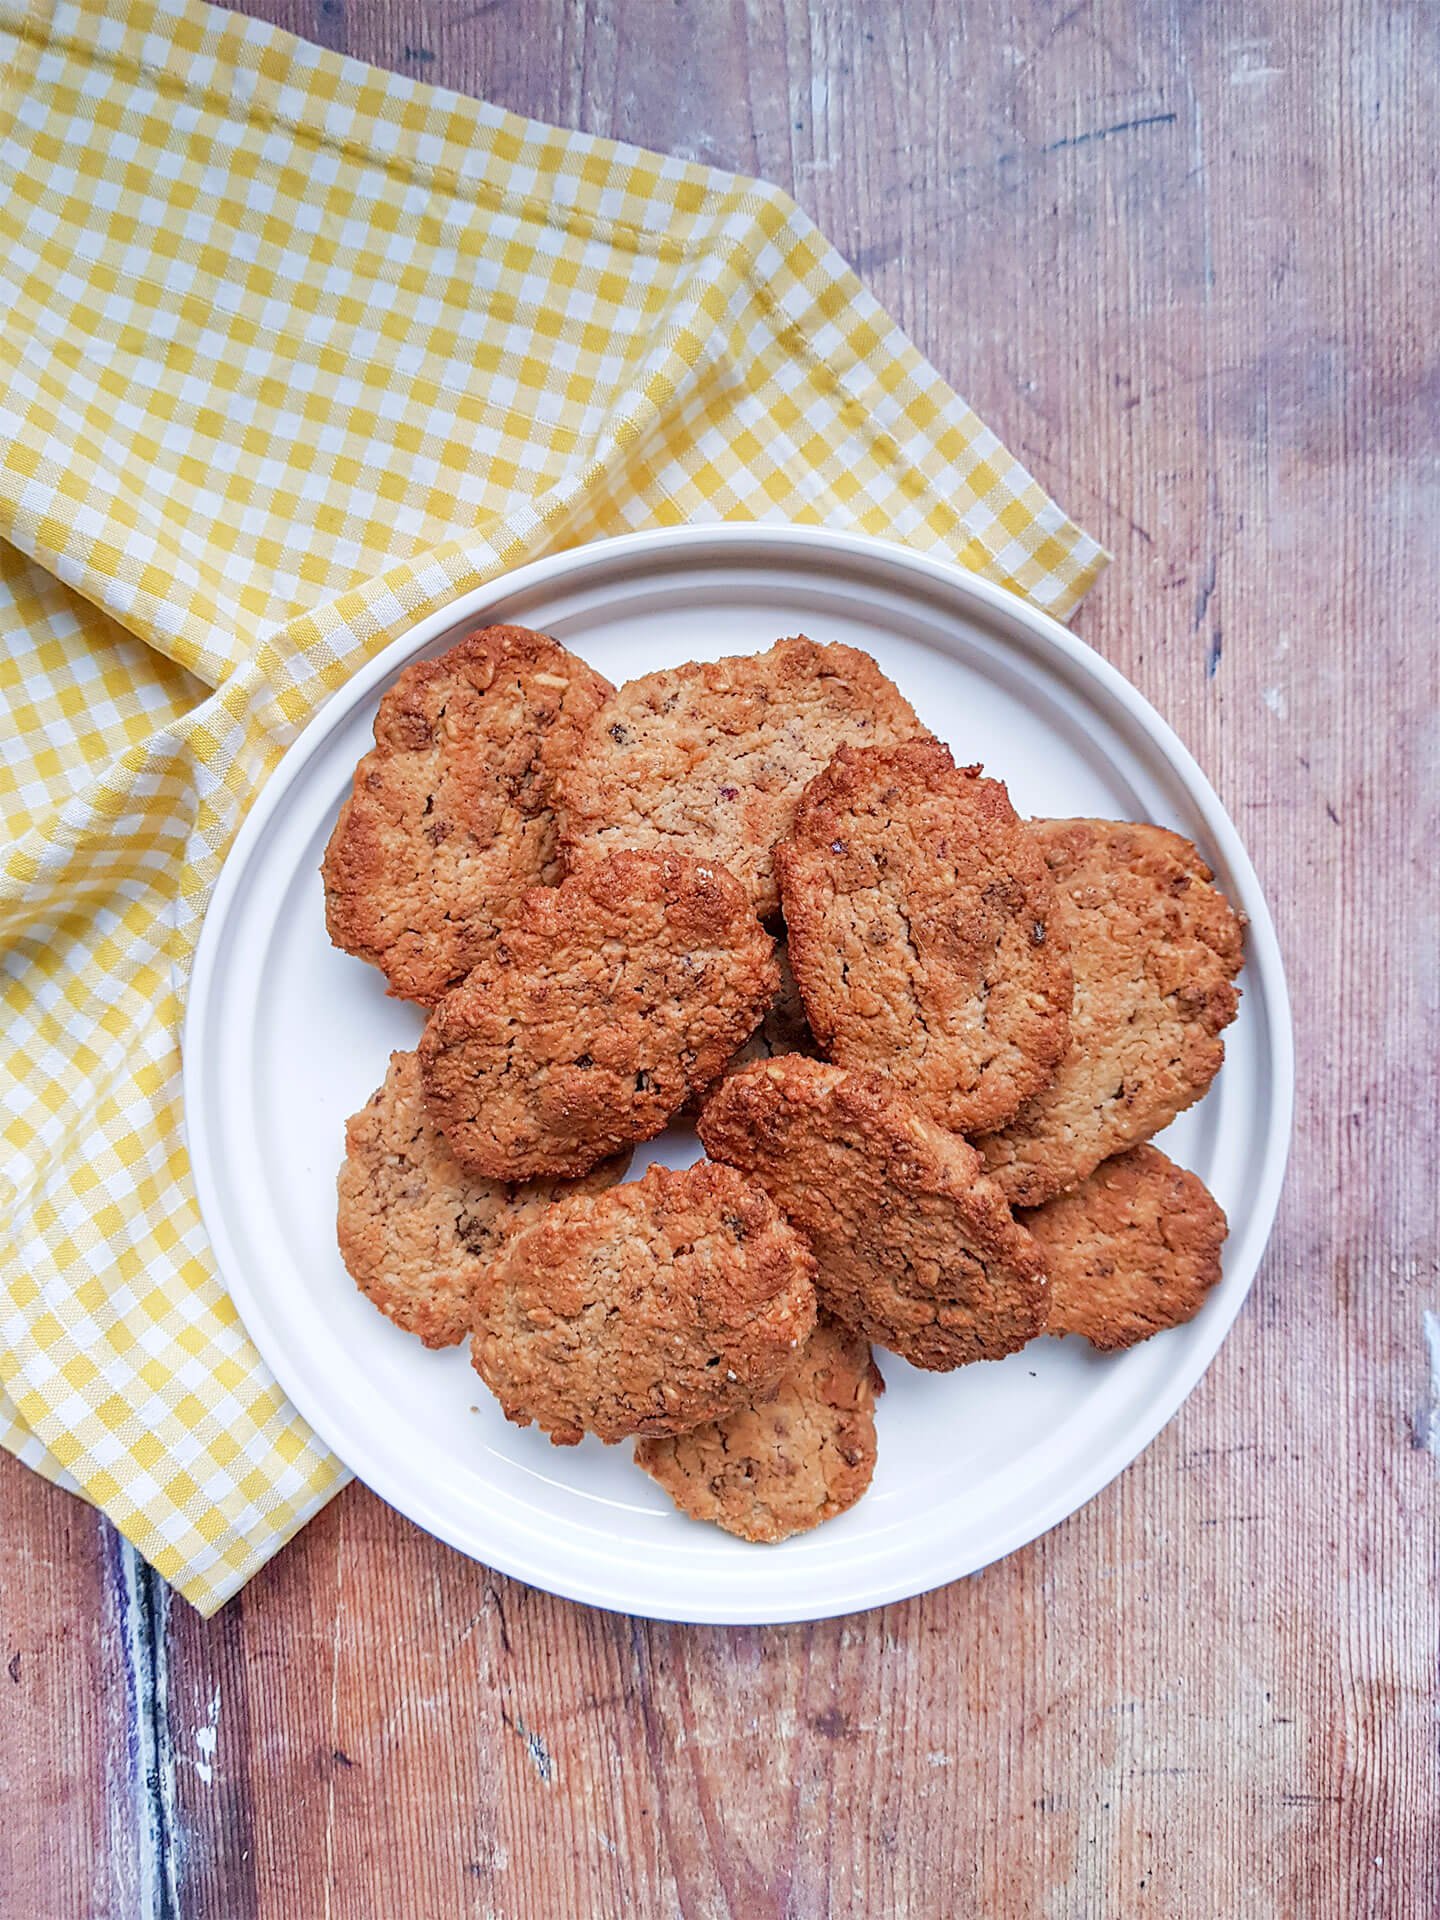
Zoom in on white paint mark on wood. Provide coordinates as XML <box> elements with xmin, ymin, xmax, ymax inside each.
<box><xmin>193</xmin><ymin>1683</ymin><xmax>221</xmax><ymax>1786</ymax></box>
<box><xmin>1263</xmin><ymin>685</ymin><xmax>1286</xmax><ymax>717</ymax></box>
<box><xmin>510</xmin><ymin>1709</ymin><xmax>555</xmax><ymax>1784</ymax></box>
<box><xmin>1417</xmin><ymin>1312</ymin><xmax>1440</xmax><ymax>1459</ymax></box>
<box><xmin>1227</xmin><ymin>38</ymin><xmax>1284</xmax><ymax>86</ymax></box>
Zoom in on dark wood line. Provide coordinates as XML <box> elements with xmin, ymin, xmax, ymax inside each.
<box><xmin>112</xmin><ymin>1531</ymin><xmax>178</xmax><ymax>1920</ymax></box>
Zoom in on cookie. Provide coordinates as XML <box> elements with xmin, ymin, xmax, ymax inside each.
<box><xmin>634</xmin><ymin>1314</ymin><xmax>882</xmax><ymax>1543</ymax></box>
<box><xmin>557</xmin><ymin>635</ymin><xmax>926</xmax><ymax>919</ymax></box>
<box><xmin>1021</xmin><ymin>1144</ymin><xmax>1228</xmax><ymax>1351</ymax></box>
<box><xmin>418</xmin><ymin>850</ymin><xmax>778</xmax><ymax>1180</ymax></box>
<box><xmin>336</xmin><ymin>1051</ymin><xmax>628</xmax><ymax>1347</ymax></box>
<box><xmin>698</xmin><ymin>1057</ymin><xmax>1047</xmax><ymax>1370</ymax></box>
<box><xmin>777</xmin><ymin>740</ymin><xmax>1072</xmax><ymax>1136</ymax></box>
<box><xmin>472</xmin><ymin>1160</ymin><xmax>819</xmax><ymax>1445</ymax></box>
<box><xmin>323</xmin><ymin>624</ymin><xmax>612</xmax><ymax>1006</ymax></box>
<box><xmin>977</xmin><ymin>820</ymin><xmax>1244</xmax><ymax>1206</ymax></box>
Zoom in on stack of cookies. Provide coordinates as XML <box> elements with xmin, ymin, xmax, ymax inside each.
<box><xmin>327</xmin><ymin>624</ymin><xmax>1244</xmax><ymax>1544</ymax></box>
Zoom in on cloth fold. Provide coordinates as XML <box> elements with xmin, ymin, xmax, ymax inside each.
<box><xmin>0</xmin><ymin>0</ymin><xmax>1105</xmax><ymax>1612</ymax></box>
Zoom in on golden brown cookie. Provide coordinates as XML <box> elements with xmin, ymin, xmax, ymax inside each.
<box><xmin>418</xmin><ymin>850</ymin><xmax>777</xmax><ymax>1181</ymax></box>
<box><xmin>472</xmin><ymin>1160</ymin><xmax>819</xmax><ymax>1446</ymax></box>
<box><xmin>698</xmin><ymin>1057</ymin><xmax>1047</xmax><ymax>1371</ymax></box>
<box><xmin>634</xmin><ymin>1314</ymin><xmax>882</xmax><ymax>1542</ymax></box>
<box><xmin>323</xmin><ymin>625</ymin><xmax>612</xmax><ymax>1006</ymax></box>
<box><xmin>777</xmin><ymin>740</ymin><xmax>1073</xmax><ymax>1136</ymax></box>
<box><xmin>1022</xmin><ymin>1144</ymin><xmax>1228</xmax><ymax>1351</ymax></box>
<box><xmin>977</xmin><ymin>820</ymin><xmax>1244</xmax><ymax>1206</ymax></box>
<box><xmin>336</xmin><ymin>1051</ymin><xmax>628</xmax><ymax>1347</ymax></box>
<box><xmin>556</xmin><ymin>636</ymin><xmax>927</xmax><ymax>919</ymax></box>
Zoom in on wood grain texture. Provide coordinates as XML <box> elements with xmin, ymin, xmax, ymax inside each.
<box><xmin>0</xmin><ymin>1467</ymin><xmax>157</xmax><ymax>1919</ymax></box>
<box><xmin>3</xmin><ymin>1</ymin><xmax>1438</xmax><ymax>1914</ymax></box>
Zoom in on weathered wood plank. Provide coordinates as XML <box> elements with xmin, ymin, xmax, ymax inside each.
<box><xmin>0</xmin><ymin>1463</ymin><xmax>153</xmax><ymax>1919</ymax></box>
<box><xmin>4</xmin><ymin>0</ymin><xmax>1436</xmax><ymax>1913</ymax></box>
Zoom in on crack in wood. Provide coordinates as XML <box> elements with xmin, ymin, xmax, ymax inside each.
<box><xmin>112</xmin><ymin>1533</ymin><xmax>179</xmax><ymax>1920</ymax></box>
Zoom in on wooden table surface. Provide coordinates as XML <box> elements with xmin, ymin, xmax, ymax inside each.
<box><xmin>4</xmin><ymin>3</ymin><xmax>1436</xmax><ymax>1915</ymax></box>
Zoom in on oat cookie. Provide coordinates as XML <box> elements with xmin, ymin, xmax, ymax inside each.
<box><xmin>557</xmin><ymin>636</ymin><xmax>926</xmax><ymax>919</ymax></box>
<box><xmin>336</xmin><ymin>1051</ymin><xmax>627</xmax><ymax>1347</ymax></box>
<box><xmin>977</xmin><ymin>820</ymin><xmax>1244</xmax><ymax>1206</ymax></box>
<box><xmin>472</xmin><ymin>1160</ymin><xmax>818</xmax><ymax>1445</ymax></box>
<box><xmin>698</xmin><ymin>1057</ymin><xmax>1047</xmax><ymax>1371</ymax></box>
<box><xmin>634</xmin><ymin>1314</ymin><xmax>881</xmax><ymax>1542</ymax></box>
<box><xmin>418</xmin><ymin>850</ymin><xmax>777</xmax><ymax>1180</ymax></box>
<box><xmin>1022</xmin><ymin>1144</ymin><xmax>1228</xmax><ymax>1351</ymax></box>
<box><xmin>323</xmin><ymin>624</ymin><xmax>612</xmax><ymax>1005</ymax></box>
<box><xmin>777</xmin><ymin>740</ymin><xmax>1072</xmax><ymax>1136</ymax></box>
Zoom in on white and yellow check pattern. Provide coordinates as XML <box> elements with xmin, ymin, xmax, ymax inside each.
<box><xmin>0</xmin><ymin>0</ymin><xmax>1105</xmax><ymax>1612</ymax></box>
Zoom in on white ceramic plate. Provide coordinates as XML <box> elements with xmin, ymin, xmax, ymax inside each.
<box><xmin>185</xmin><ymin>526</ymin><xmax>1292</xmax><ymax>1624</ymax></box>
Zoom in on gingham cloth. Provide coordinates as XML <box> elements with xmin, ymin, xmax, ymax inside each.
<box><xmin>0</xmin><ymin>0</ymin><xmax>1105</xmax><ymax>1612</ymax></box>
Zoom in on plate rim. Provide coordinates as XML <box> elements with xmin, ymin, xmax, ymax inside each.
<box><xmin>183</xmin><ymin>523</ymin><xmax>1295</xmax><ymax>1623</ymax></box>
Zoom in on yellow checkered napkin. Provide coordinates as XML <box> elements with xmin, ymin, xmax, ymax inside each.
<box><xmin>0</xmin><ymin>0</ymin><xmax>1105</xmax><ymax>1611</ymax></box>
